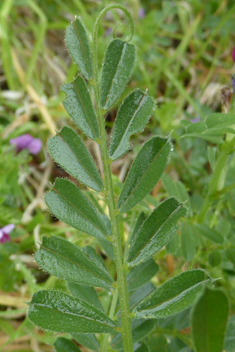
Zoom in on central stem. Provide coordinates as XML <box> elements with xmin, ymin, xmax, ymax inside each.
<box><xmin>92</xmin><ymin>6</ymin><xmax>135</xmax><ymax>351</ymax></box>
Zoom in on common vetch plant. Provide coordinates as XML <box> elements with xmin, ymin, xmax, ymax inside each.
<box><xmin>27</xmin><ymin>5</ymin><xmax>211</xmax><ymax>351</ymax></box>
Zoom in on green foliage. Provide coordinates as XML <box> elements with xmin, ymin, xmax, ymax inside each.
<box><xmin>191</xmin><ymin>287</ymin><xmax>229</xmax><ymax>352</ymax></box>
<box><xmin>2</xmin><ymin>1</ymin><xmax>235</xmax><ymax>351</ymax></box>
<box><xmin>65</xmin><ymin>18</ymin><xmax>93</xmax><ymax>80</ymax></box>
<box><xmin>35</xmin><ymin>236</ymin><xmax>113</xmax><ymax>288</ymax></box>
<box><xmin>100</xmin><ymin>39</ymin><xmax>136</xmax><ymax>110</ymax></box>
<box><xmin>45</xmin><ymin>178</ymin><xmax>110</xmax><ymax>239</ymax></box>
<box><xmin>134</xmin><ymin>270</ymin><xmax>210</xmax><ymax>319</ymax></box>
<box><xmin>61</xmin><ymin>75</ymin><xmax>99</xmax><ymax>140</ymax></box>
<box><xmin>28</xmin><ymin>290</ymin><xmax>117</xmax><ymax>333</ymax></box>
<box><xmin>118</xmin><ymin>136</ymin><xmax>172</xmax><ymax>212</ymax></box>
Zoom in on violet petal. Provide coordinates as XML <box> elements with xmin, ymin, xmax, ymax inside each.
<box><xmin>138</xmin><ymin>8</ymin><xmax>145</xmax><ymax>19</ymax></box>
<box><xmin>1</xmin><ymin>224</ymin><xmax>15</xmax><ymax>234</ymax></box>
<box><xmin>10</xmin><ymin>134</ymin><xmax>34</xmax><ymax>151</ymax></box>
<box><xmin>27</xmin><ymin>138</ymin><xmax>42</xmax><ymax>155</ymax></box>
<box><xmin>0</xmin><ymin>230</ymin><xmax>10</xmax><ymax>244</ymax></box>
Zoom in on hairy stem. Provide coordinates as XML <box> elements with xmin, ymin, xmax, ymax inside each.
<box><xmin>92</xmin><ymin>5</ymin><xmax>134</xmax><ymax>351</ymax></box>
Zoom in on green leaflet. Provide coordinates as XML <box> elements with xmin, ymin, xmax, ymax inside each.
<box><xmin>111</xmin><ymin>319</ymin><xmax>155</xmax><ymax>350</ymax></box>
<box><xmin>194</xmin><ymin>224</ymin><xmax>224</xmax><ymax>244</ymax></box>
<box><xmin>61</xmin><ymin>75</ymin><xmax>99</xmax><ymax>140</ymax></box>
<box><xmin>224</xmin><ymin>315</ymin><xmax>235</xmax><ymax>352</ymax></box>
<box><xmin>181</xmin><ymin>222</ymin><xmax>199</xmax><ymax>262</ymax></box>
<box><xmin>118</xmin><ymin>136</ymin><xmax>171</xmax><ymax>213</ymax></box>
<box><xmin>45</xmin><ymin>179</ymin><xmax>110</xmax><ymax>239</ymax></box>
<box><xmin>54</xmin><ymin>337</ymin><xmax>82</xmax><ymax>352</ymax></box>
<box><xmin>35</xmin><ymin>236</ymin><xmax>113</xmax><ymax>288</ymax></box>
<box><xmin>134</xmin><ymin>270</ymin><xmax>210</xmax><ymax>319</ymax></box>
<box><xmin>128</xmin><ymin>198</ymin><xmax>186</xmax><ymax>266</ymax></box>
<box><xmin>28</xmin><ymin>290</ymin><xmax>117</xmax><ymax>334</ymax></box>
<box><xmin>191</xmin><ymin>287</ymin><xmax>229</xmax><ymax>352</ymax></box>
<box><xmin>127</xmin><ymin>258</ymin><xmax>159</xmax><ymax>291</ymax></box>
<box><xmin>65</xmin><ymin>18</ymin><xmax>92</xmax><ymax>80</ymax></box>
<box><xmin>68</xmin><ymin>282</ymin><xmax>104</xmax><ymax>311</ymax></box>
<box><xmin>129</xmin><ymin>282</ymin><xmax>155</xmax><ymax>312</ymax></box>
<box><xmin>109</xmin><ymin>89</ymin><xmax>155</xmax><ymax>160</ymax></box>
<box><xmin>100</xmin><ymin>39</ymin><xmax>136</xmax><ymax>110</ymax></box>
<box><xmin>47</xmin><ymin>127</ymin><xmax>103</xmax><ymax>191</ymax></box>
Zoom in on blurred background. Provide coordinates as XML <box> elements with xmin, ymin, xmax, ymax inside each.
<box><xmin>0</xmin><ymin>0</ymin><xmax>235</xmax><ymax>351</ymax></box>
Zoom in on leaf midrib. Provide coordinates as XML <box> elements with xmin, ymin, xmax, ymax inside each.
<box><xmin>40</xmin><ymin>244</ymin><xmax>112</xmax><ymax>284</ymax></box>
<box><xmin>72</xmin><ymin>79</ymin><xmax>97</xmax><ymax>139</ymax></box>
<box><xmin>111</xmin><ymin>93</ymin><xmax>147</xmax><ymax>157</ymax></box>
<box><xmin>129</xmin><ymin>202</ymin><xmax>183</xmax><ymax>263</ymax></box>
<box><xmin>51</xmin><ymin>186</ymin><xmax>107</xmax><ymax>238</ymax></box>
<box><xmin>119</xmin><ymin>139</ymin><xmax>169</xmax><ymax>210</ymax></box>
<box><xmin>136</xmin><ymin>280</ymin><xmax>207</xmax><ymax>312</ymax></box>
<box><xmin>57</xmin><ymin>133</ymin><xmax>101</xmax><ymax>189</ymax></box>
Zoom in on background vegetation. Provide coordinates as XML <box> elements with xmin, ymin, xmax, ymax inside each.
<box><xmin>0</xmin><ymin>0</ymin><xmax>235</xmax><ymax>351</ymax></box>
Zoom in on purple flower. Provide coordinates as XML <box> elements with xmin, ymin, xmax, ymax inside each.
<box><xmin>138</xmin><ymin>8</ymin><xmax>145</xmax><ymax>19</ymax></box>
<box><xmin>10</xmin><ymin>134</ymin><xmax>42</xmax><ymax>154</ymax></box>
<box><xmin>190</xmin><ymin>118</ymin><xmax>200</xmax><ymax>123</ymax></box>
<box><xmin>232</xmin><ymin>47</ymin><xmax>235</xmax><ymax>62</ymax></box>
<box><xmin>0</xmin><ymin>224</ymin><xmax>15</xmax><ymax>244</ymax></box>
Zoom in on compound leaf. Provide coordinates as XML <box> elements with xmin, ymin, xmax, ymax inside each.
<box><xmin>101</xmin><ymin>39</ymin><xmax>136</xmax><ymax>110</ymax></box>
<box><xmin>128</xmin><ymin>198</ymin><xmax>186</xmax><ymax>266</ymax></box>
<box><xmin>118</xmin><ymin>136</ymin><xmax>171</xmax><ymax>213</ymax></box>
<box><xmin>47</xmin><ymin>127</ymin><xmax>103</xmax><ymax>191</ymax></box>
<box><xmin>28</xmin><ymin>290</ymin><xmax>117</xmax><ymax>334</ymax></box>
<box><xmin>35</xmin><ymin>236</ymin><xmax>113</xmax><ymax>288</ymax></box>
<box><xmin>191</xmin><ymin>287</ymin><xmax>228</xmax><ymax>352</ymax></box>
<box><xmin>61</xmin><ymin>75</ymin><xmax>99</xmax><ymax>140</ymax></box>
<box><xmin>134</xmin><ymin>270</ymin><xmax>210</xmax><ymax>319</ymax></box>
<box><xmin>65</xmin><ymin>18</ymin><xmax>92</xmax><ymax>80</ymax></box>
<box><xmin>45</xmin><ymin>179</ymin><xmax>110</xmax><ymax>239</ymax></box>
<box><xmin>109</xmin><ymin>89</ymin><xmax>154</xmax><ymax>160</ymax></box>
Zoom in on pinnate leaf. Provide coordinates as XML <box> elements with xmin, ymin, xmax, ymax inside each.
<box><xmin>45</xmin><ymin>179</ymin><xmax>110</xmax><ymax>239</ymax></box>
<box><xmin>109</xmin><ymin>89</ymin><xmax>155</xmax><ymax>160</ymax></box>
<box><xmin>54</xmin><ymin>337</ymin><xmax>81</xmax><ymax>352</ymax></box>
<box><xmin>61</xmin><ymin>75</ymin><xmax>99</xmax><ymax>140</ymax></box>
<box><xmin>28</xmin><ymin>290</ymin><xmax>117</xmax><ymax>333</ymax></box>
<box><xmin>101</xmin><ymin>39</ymin><xmax>136</xmax><ymax>110</ymax></box>
<box><xmin>127</xmin><ymin>258</ymin><xmax>159</xmax><ymax>291</ymax></box>
<box><xmin>128</xmin><ymin>198</ymin><xmax>186</xmax><ymax>266</ymax></box>
<box><xmin>118</xmin><ymin>136</ymin><xmax>171</xmax><ymax>213</ymax></box>
<box><xmin>191</xmin><ymin>287</ymin><xmax>228</xmax><ymax>352</ymax></box>
<box><xmin>47</xmin><ymin>127</ymin><xmax>103</xmax><ymax>191</ymax></box>
<box><xmin>65</xmin><ymin>18</ymin><xmax>92</xmax><ymax>80</ymax></box>
<box><xmin>134</xmin><ymin>270</ymin><xmax>210</xmax><ymax>319</ymax></box>
<box><xmin>35</xmin><ymin>236</ymin><xmax>113</xmax><ymax>288</ymax></box>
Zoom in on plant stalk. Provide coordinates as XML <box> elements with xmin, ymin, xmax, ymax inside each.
<box><xmin>92</xmin><ymin>5</ymin><xmax>135</xmax><ymax>351</ymax></box>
